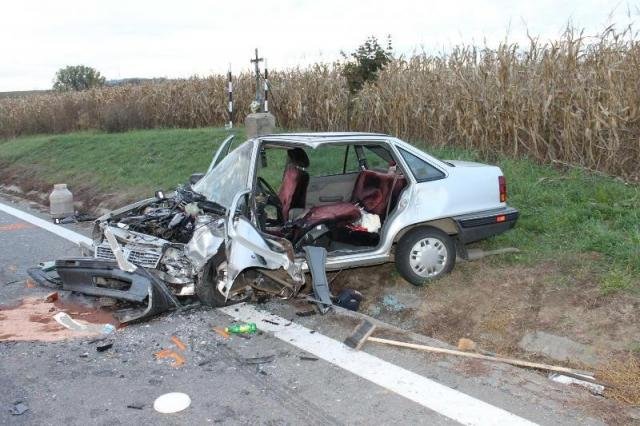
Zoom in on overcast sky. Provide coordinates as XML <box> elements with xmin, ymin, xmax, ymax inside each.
<box><xmin>1</xmin><ymin>0</ymin><xmax>637</xmax><ymax>91</ymax></box>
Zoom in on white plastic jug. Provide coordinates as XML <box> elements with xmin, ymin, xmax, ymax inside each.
<box><xmin>49</xmin><ymin>183</ymin><xmax>74</xmax><ymax>218</ymax></box>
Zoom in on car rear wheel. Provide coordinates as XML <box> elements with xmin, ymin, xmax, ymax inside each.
<box><xmin>395</xmin><ymin>227</ymin><xmax>455</xmax><ymax>286</ymax></box>
<box><xmin>196</xmin><ymin>252</ymin><xmax>251</xmax><ymax>307</ymax></box>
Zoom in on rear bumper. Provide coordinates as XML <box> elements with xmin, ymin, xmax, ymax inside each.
<box><xmin>453</xmin><ymin>206</ymin><xmax>519</xmax><ymax>244</ymax></box>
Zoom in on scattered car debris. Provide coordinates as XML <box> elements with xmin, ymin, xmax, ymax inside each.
<box><xmin>8</xmin><ymin>401</ymin><xmax>29</xmax><ymax>416</ymax></box>
<box><xmin>153</xmin><ymin>392</ymin><xmax>191</xmax><ymax>414</ymax></box>
<box><xmin>299</xmin><ymin>355</ymin><xmax>319</xmax><ymax>361</ymax></box>
<box><xmin>53</xmin><ymin>312</ymin><xmax>115</xmax><ymax>335</ymax></box>
<box><xmin>305</xmin><ymin>246</ymin><xmax>333</xmax><ymax>314</ymax></box>
<box><xmin>154</xmin><ymin>349</ymin><xmax>186</xmax><ymax>368</ymax></box>
<box><xmin>52</xmin><ymin>212</ymin><xmax>96</xmax><ymax>225</ymax></box>
<box><xmin>242</xmin><ymin>355</ymin><xmax>275</xmax><ymax>365</ymax></box>
<box><xmin>79</xmin><ymin>352</ymin><xmax>89</xmax><ymax>358</ymax></box>
<box><xmin>212</xmin><ymin>327</ymin><xmax>230</xmax><ymax>339</ymax></box>
<box><xmin>335</xmin><ymin>288</ymin><xmax>363</xmax><ymax>312</ymax></box>
<box><xmin>126</xmin><ymin>403</ymin><xmax>145</xmax><ymax>410</ymax></box>
<box><xmin>225</xmin><ymin>323</ymin><xmax>257</xmax><ymax>334</ymax></box>
<box><xmin>44</xmin><ymin>292</ymin><xmax>58</xmax><ymax>303</ymax></box>
<box><xmin>262</xmin><ymin>319</ymin><xmax>279</xmax><ymax>325</ymax></box>
<box><xmin>96</xmin><ymin>342</ymin><xmax>113</xmax><ymax>352</ymax></box>
<box><xmin>171</xmin><ymin>336</ymin><xmax>187</xmax><ymax>351</ymax></box>
<box><xmin>549</xmin><ymin>372</ymin><xmax>605</xmax><ymax>396</ymax></box>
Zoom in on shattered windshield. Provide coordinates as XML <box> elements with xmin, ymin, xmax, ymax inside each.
<box><xmin>192</xmin><ymin>140</ymin><xmax>254</xmax><ymax>207</ymax></box>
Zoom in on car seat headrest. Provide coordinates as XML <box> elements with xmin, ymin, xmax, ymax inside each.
<box><xmin>287</xmin><ymin>148</ymin><xmax>310</xmax><ymax>168</ymax></box>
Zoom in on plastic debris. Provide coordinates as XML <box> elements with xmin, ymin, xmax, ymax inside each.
<box><xmin>96</xmin><ymin>342</ymin><xmax>113</xmax><ymax>352</ymax></box>
<box><xmin>154</xmin><ymin>349</ymin><xmax>186</xmax><ymax>368</ymax></box>
<box><xmin>53</xmin><ymin>312</ymin><xmax>115</xmax><ymax>335</ymax></box>
<box><xmin>127</xmin><ymin>403</ymin><xmax>145</xmax><ymax>410</ymax></box>
<box><xmin>171</xmin><ymin>336</ymin><xmax>187</xmax><ymax>351</ymax></box>
<box><xmin>335</xmin><ymin>288</ymin><xmax>363</xmax><ymax>311</ymax></box>
<box><xmin>549</xmin><ymin>372</ymin><xmax>605</xmax><ymax>395</ymax></box>
<box><xmin>242</xmin><ymin>355</ymin><xmax>275</xmax><ymax>365</ymax></box>
<box><xmin>9</xmin><ymin>401</ymin><xmax>29</xmax><ymax>416</ymax></box>
<box><xmin>44</xmin><ymin>292</ymin><xmax>59</xmax><ymax>303</ymax></box>
<box><xmin>300</xmin><ymin>355</ymin><xmax>319</xmax><ymax>361</ymax></box>
<box><xmin>212</xmin><ymin>327</ymin><xmax>230</xmax><ymax>339</ymax></box>
<box><xmin>153</xmin><ymin>392</ymin><xmax>191</xmax><ymax>414</ymax></box>
<box><xmin>225</xmin><ymin>323</ymin><xmax>257</xmax><ymax>334</ymax></box>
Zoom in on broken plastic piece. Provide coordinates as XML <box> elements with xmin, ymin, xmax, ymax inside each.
<box><xmin>242</xmin><ymin>355</ymin><xmax>275</xmax><ymax>365</ymax></box>
<box><xmin>153</xmin><ymin>392</ymin><xmax>191</xmax><ymax>414</ymax></box>
<box><xmin>335</xmin><ymin>288</ymin><xmax>363</xmax><ymax>311</ymax></box>
<box><xmin>9</xmin><ymin>401</ymin><xmax>29</xmax><ymax>416</ymax></box>
<box><xmin>171</xmin><ymin>336</ymin><xmax>187</xmax><ymax>351</ymax></box>
<box><xmin>212</xmin><ymin>327</ymin><xmax>230</xmax><ymax>339</ymax></box>
<box><xmin>154</xmin><ymin>349</ymin><xmax>186</xmax><ymax>368</ymax></box>
<box><xmin>225</xmin><ymin>323</ymin><xmax>257</xmax><ymax>334</ymax></box>
<box><xmin>548</xmin><ymin>372</ymin><xmax>605</xmax><ymax>395</ymax></box>
<box><xmin>44</xmin><ymin>292</ymin><xmax>59</xmax><ymax>303</ymax></box>
<box><xmin>53</xmin><ymin>312</ymin><xmax>115</xmax><ymax>335</ymax></box>
<box><xmin>96</xmin><ymin>342</ymin><xmax>113</xmax><ymax>352</ymax></box>
<box><xmin>303</xmin><ymin>246</ymin><xmax>332</xmax><ymax>314</ymax></box>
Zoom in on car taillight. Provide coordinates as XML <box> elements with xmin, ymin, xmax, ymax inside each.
<box><xmin>498</xmin><ymin>176</ymin><xmax>507</xmax><ymax>202</ymax></box>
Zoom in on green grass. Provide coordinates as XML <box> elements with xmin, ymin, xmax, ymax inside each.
<box><xmin>0</xmin><ymin>127</ymin><xmax>245</xmax><ymax>196</ymax></box>
<box><xmin>1</xmin><ymin>127</ymin><xmax>638</xmax><ymax>293</ymax></box>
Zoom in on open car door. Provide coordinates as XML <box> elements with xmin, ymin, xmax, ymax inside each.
<box><xmin>219</xmin><ymin>191</ymin><xmax>304</xmax><ymax>299</ymax></box>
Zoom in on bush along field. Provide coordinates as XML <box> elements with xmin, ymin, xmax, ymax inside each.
<box><xmin>0</xmin><ymin>127</ymin><xmax>638</xmax><ymax>295</ymax></box>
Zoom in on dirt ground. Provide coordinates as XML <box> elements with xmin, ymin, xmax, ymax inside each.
<box><xmin>329</xmin><ymin>256</ymin><xmax>640</xmax><ymax>406</ymax></box>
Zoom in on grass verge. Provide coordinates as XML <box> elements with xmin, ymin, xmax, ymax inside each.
<box><xmin>1</xmin><ymin>127</ymin><xmax>638</xmax><ymax>293</ymax></box>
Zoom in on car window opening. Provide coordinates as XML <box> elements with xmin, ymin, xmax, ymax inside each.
<box><xmin>254</xmin><ymin>143</ymin><xmax>408</xmax><ymax>256</ymax></box>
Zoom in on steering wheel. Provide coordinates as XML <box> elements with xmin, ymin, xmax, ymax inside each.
<box><xmin>257</xmin><ymin>177</ymin><xmax>278</xmax><ymax>199</ymax></box>
<box><xmin>256</xmin><ymin>177</ymin><xmax>283</xmax><ymax>227</ymax></box>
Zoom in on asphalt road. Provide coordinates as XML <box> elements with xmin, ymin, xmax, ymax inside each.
<box><xmin>0</xmin><ymin>196</ymin><xmax>612</xmax><ymax>425</ymax></box>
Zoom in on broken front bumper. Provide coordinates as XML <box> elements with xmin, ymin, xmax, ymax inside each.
<box><xmin>28</xmin><ymin>258</ymin><xmax>181</xmax><ymax>323</ymax></box>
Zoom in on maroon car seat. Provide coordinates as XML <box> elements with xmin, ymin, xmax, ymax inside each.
<box><xmin>278</xmin><ymin>148</ymin><xmax>310</xmax><ymax>221</ymax></box>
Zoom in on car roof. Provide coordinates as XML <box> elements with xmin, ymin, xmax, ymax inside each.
<box><xmin>256</xmin><ymin>132</ymin><xmax>391</xmax><ymax>146</ymax></box>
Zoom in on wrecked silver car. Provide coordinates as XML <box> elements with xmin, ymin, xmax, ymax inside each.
<box><xmin>29</xmin><ymin>132</ymin><xmax>518</xmax><ymax>321</ymax></box>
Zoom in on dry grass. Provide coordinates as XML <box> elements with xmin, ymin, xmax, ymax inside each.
<box><xmin>597</xmin><ymin>354</ymin><xmax>640</xmax><ymax>405</ymax></box>
<box><xmin>1</xmin><ymin>27</ymin><xmax>639</xmax><ymax>180</ymax></box>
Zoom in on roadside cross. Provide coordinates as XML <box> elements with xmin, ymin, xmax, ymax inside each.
<box><xmin>250</xmin><ymin>48</ymin><xmax>264</xmax><ymax>111</ymax></box>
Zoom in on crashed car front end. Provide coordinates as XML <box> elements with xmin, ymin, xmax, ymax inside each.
<box><xmin>29</xmin><ymin>183</ymin><xmax>303</xmax><ymax>322</ymax></box>
<box><xmin>29</xmin><ymin>189</ymin><xmax>225</xmax><ymax>321</ymax></box>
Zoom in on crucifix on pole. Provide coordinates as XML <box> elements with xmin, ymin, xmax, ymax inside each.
<box><xmin>250</xmin><ymin>48</ymin><xmax>264</xmax><ymax>112</ymax></box>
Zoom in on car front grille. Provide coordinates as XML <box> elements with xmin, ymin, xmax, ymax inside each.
<box><xmin>95</xmin><ymin>243</ymin><xmax>162</xmax><ymax>268</ymax></box>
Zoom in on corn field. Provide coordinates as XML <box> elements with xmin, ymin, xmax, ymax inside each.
<box><xmin>1</xmin><ymin>28</ymin><xmax>639</xmax><ymax>180</ymax></box>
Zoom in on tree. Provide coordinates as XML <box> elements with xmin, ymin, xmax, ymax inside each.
<box><xmin>53</xmin><ymin>65</ymin><xmax>106</xmax><ymax>91</ymax></box>
<box><xmin>340</xmin><ymin>36</ymin><xmax>393</xmax><ymax>126</ymax></box>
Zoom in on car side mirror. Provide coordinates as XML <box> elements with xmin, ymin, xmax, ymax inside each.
<box><xmin>189</xmin><ymin>173</ymin><xmax>205</xmax><ymax>185</ymax></box>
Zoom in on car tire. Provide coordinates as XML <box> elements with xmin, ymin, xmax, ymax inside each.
<box><xmin>395</xmin><ymin>227</ymin><xmax>456</xmax><ymax>286</ymax></box>
<box><xmin>196</xmin><ymin>252</ymin><xmax>250</xmax><ymax>307</ymax></box>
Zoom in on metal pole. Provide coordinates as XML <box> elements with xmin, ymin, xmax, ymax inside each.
<box><xmin>264</xmin><ymin>59</ymin><xmax>269</xmax><ymax>113</ymax></box>
<box><xmin>227</xmin><ymin>64</ymin><xmax>233</xmax><ymax>128</ymax></box>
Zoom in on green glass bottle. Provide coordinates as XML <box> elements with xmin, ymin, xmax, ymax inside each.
<box><xmin>225</xmin><ymin>323</ymin><xmax>257</xmax><ymax>334</ymax></box>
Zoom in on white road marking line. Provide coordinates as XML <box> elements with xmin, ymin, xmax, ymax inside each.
<box><xmin>1</xmin><ymin>200</ymin><xmax>536</xmax><ymax>425</ymax></box>
<box><xmin>220</xmin><ymin>304</ymin><xmax>537</xmax><ymax>426</ymax></box>
<box><xmin>0</xmin><ymin>202</ymin><xmax>92</xmax><ymax>246</ymax></box>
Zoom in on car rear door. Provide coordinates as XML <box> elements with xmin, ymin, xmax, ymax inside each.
<box><xmin>305</xmin><ymin>145</ymin><xmax>360</xmax><ymax>207</ymax></box>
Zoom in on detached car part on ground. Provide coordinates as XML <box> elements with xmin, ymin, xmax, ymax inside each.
<box><xmin>29</xmin><ymin>133</ymin><xmax>518</xmax><ymax>322</ymax></box>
